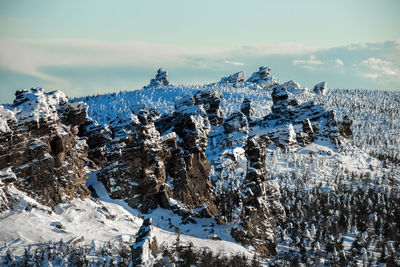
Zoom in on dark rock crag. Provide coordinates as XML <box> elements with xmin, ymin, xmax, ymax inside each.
<box><xmin>95</xmin><ymin>90</ymin><xmax>219</xmax><ymax>217</ymax></box>
<box><xmin>231</xmin><ymin>135</ymin><xmax>284</xmax><ymax>256</ymax></box>
<box><xmin>0</xmin><ymin>88</ymin><xmax>90</xmax><ymax>208</ymax></box>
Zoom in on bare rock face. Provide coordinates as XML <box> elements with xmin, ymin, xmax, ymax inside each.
<box><xmin>97</xmin><ymin>93</ymin><xmax>219</xmax><ymax>216</ymax></box>
<box><xmin>79</xmin><ymin>118</ymin><xmax>112</xmax><ymax>167</ymax></box>
<box><xmin>131</xmin><ymin>218</ymin><xmax>158</xmax><ymax>266</ymax></box>
<box><xmin>168</xmin><ymin>103</ymin><xmax>218</xmax><ymax>217</ymax></box>
<box><xmin>231</xmin><ymin>135</ymin><xmax>284</xmax><ymax>256</ymax></box>
<box><xmin>0</xmin><ymin>88</ymin><xmax>90</xmax><ymax>207</ymax></box>
<box><xmin>144</xmin><ymin>68</ymin><xmax>169</xmax><ymax>89</ymax></box>
<box><xmin>96</xmin><ymin>109</ymin><xmax>171</xmax><ymax>213</ymax></box>
<box><xmin>246</xmin><ymin>66</ymin><xmax>279</xmax><ymax>89</ymax></box>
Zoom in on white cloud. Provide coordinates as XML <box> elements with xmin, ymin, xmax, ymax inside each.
<box><xmin>292</xmin><ymin>55</ymin><xmax>323</xmax><ymax>70</ymax></box>
<box><xmin>363</xmin><ymin>73</ymin><xmax>379</xmax><ymax>80</ymax></box>
<box><xmin>335</xmin><ymin>59</ymin><xmax>344</xmax><ymax>66</ymax></box>
<box><xmin>396</xmin><ymin>38</ymin><xmax>400</xmax><ymax>50</ymax></box>
<box><xmin>361</xmin><ymin>57</ymin><xmax>400</xmax><ymax>81</ymax></box>
<box><xmin>223</xmin><ymin>60</ymin><xmax>245</xmax><ymax>66</ymax></box>
<box><xmin>347</xmin><ymin>43</ymin><xmax>368</xmax><ymax>51</ymax></box>
<box><xmin>0</xmin><ymin>38</ymin><xmax>186</xmax><ymax>83</ymax></box>
<box><xmin>239</xmin><ymin>42</ymin><xmax>317</xmax><ymax>56</ymax></box>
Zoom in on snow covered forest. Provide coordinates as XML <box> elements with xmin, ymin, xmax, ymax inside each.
<box><xmin>1</xmin><ymin>69</ymin><xmax>399</xmax><ymax>266</ymax></box>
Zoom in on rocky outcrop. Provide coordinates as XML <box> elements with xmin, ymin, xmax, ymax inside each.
<box><xmin>79</xmin><ymin>118</ymin><xmax>112</xmax><ymax>167</ymax></box>
<box><xmin>217</xmin><ymin>71</ymin><xmax>245</xmax><ymax>87</ymax></box>
<box><xmin>223</xmin><ymin>112</ymin><xmax>248</xmax><ymax>135</ymax></box>
<box><xmin>97</xmin><ymin>92</ymin><xmax>219</xmax><ymax>216</ymax></box>
<box><xmin>0</xmin><ymin>88</ymin><xmax>90</xmax><ymax>207</ymax></box>
<box><xmin>262</xmin><ymin>83</ymin><xmax>351</xmax><ymax>147</ymax></box>
<box><xmin>240</xmin><ymin>98</ymin><xmax>254</xmax><ymax>122</ymax></box>
<box><xmin>193</xmin><ymin>90</ymin><xmax>224</xmax><ymax>126</ymax></box>
<box><xmin>339</xmin><ymin>115</ymin><xmax>353</xmax><ymax>138</ymax></box>
<box><xmin>168</xmin><ymin>103</ymin><xmax>218</xmax><ymax>217</ymax></box>
<box><xmin>313</xmin><ymin>81</ymin><xmax>327</xmax><ymax>95</ymax></box>
<box><xmin>96</xmin><ymin>109</ymin><xmax>171</xmax><ymax>213</ymax></box>
<box><xmin>246</xmin><ymin>66</ymin><xmax>279</xmax><ymax>89</ymax></box>
<box><xmin>131</xmin><ymin>218</ymin><xmax>158</xmax><ymax>267</ymax></box>
<box><xmin>144</xmin><ymin>68</ymin><xmax>169</xmax><ymax>89</ymax></box>
<box><xmin>231</xmin><ymin>135</ymin><xmax>284</xmax><ymax>256</ymax></box>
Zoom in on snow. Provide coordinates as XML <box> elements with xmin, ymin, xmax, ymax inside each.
<box><xmin>0</xmin><ymin>171</ymin><xmax>255</xmax><ymax>263</ymax></box>
<box><xmin>1</xmin><ymin>67</ymin><xmax>399</xmax><ymax>264</ymax></box>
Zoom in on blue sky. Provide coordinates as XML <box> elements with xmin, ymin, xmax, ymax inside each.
<box><xmin>0</xmin><ymin>0</ymin><xmax>399</xmax><ymax>103</ymax></box>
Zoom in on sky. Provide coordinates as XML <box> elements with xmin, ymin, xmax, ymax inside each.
<box><xmin>0</xmin><ymin>0</ymin><xmax>399</xmax><ymax>103</ymax></box>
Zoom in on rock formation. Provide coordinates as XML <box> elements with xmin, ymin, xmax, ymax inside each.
<box><xmin>131</xmin><ymin>218</ymin><xmax>158</xmax><ymax>266</ymax></box>
<box><xmin>231</xmin><ymin>135</ymin><xmax>284</xmax><ymax>256</ymax></box>
<box><xmin>217</xmin><ymin>71</ymin><xmax>245</xmax><ymax>87</ymax></box>
<box><xmin>262</xmin><ymin>83</ymin><xmax>351</xmax><ymax>147</ymax></box>
<box><xmin>240</xmin><ymin>98</ymin><xmax>254</xmax><ymax>122</ymax></box>
<box><xmin>95</xmin><ymin>90</ymin><xmax>219</xmax><ymax>217</ymax></box>
<box><xmin>0</xmin><ymin>88</ymin><xmax>90</xmax><ymax>207</ymax></box>
<box><xmin>144</xmin><ymin>68</ymin><xmax>169</xmax><ymax>89</ymax></box>
<box><xmin>313</xmin><ymin>81</ymin><xmax>327</xmax><ymax>95</ymax></box>
<box><xmin>246</xmin><ymin>66</ymin><xmax>279</xmax><ymax>89</ymax></box>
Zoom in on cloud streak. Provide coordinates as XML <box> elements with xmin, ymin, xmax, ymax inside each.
<box><xmin>361</xmin><ymin>57</ymin><xmax>400</xmax><ymax>81</ymax></box>
<box><xmin>292</xmin><ymin>55</ymin><xmax>324</xmax><ymax>70</ymax></box>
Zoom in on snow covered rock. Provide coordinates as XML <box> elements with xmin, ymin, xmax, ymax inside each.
<box><xmin>168</xmin><ymin>101</ymin><xmax>218</xmax><ymax>217</ymax></box>
<box><xmin>131</xmin><ymin>218</ymin><xmax>158</xmax><ymax>266</ymax></box>
<box><xmin>240</xmin><ymin>98</ymin><xmax>254</xmax><ymax>122</ymax></box>
<box><xmin>313</xmin><ymin>81</ymin><xmax>327</xmax><ymax>95</ymax></box>
<box><xmin>97</xmin><ymin>100</ymin><xmax>218</xmax><ymax>216</ymax></box>
<box><xmin>223</xmin><ymin>111</ymin><xmax>248</xmax><ymax>135</ymax></box>
<box><xmin>193</xmin><ymin>90</ymin><xmax>224</xmax><ymax>126</ymax></box>
<box><xmin>269</xmin><ymin>124</ymin><xmax>298</xmax><ymax>148</ymax></box>
<box><xmin>338</xmin><ymin>115</ymin><xmax>353</xmax><ymax>138</ymax></box>
<box><xmin>97</xmin><ymin>108</ymin><xmax>171</xmax><ymax>213</ymax></box>
<box><xmin>262</xmin><ymin>84</ymin><xmax>352</xmax><ymax>147</ymax></box>
<box><xmin>231</xmin><ymin>135</ymin><xmax>284</xmax><ymax>256</ymax></box>
<box><xmin>144</xmin><ymin>68</ymin><xmax>170</xmax><ymax>89</ymax></box>
<box><xmin>217</xmin><ymin>71</ymin><xmax>245</xmax><ymax>87</ymax></box>
<box><xmin>0</xmin><ymin>88</ymin><xmax>90</xmax><ymax>208</ymax></box>
<box><xmin>79</xmin><ymin>118</ymin><xmax>112</xmax><ymax>167</ymax></box>
<box><xmin>246</xmin><ymin>66</ymin><xmax>279</xmax><ymax>89</ymax></box>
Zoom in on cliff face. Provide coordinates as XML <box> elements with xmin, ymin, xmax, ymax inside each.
<box><xmin>0</xmin><ymin>88</ymin><xmax>90</xmax><ymax>208</ymax></box>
